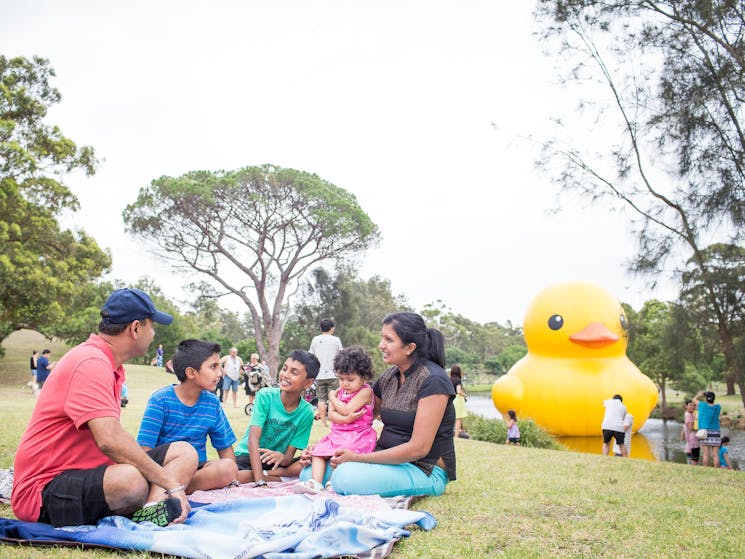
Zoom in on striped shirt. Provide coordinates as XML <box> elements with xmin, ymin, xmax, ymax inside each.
<box><xmin>137</xmin><ymin>385</ymin><xmax>236</xmax><ymax>463</ymax></box>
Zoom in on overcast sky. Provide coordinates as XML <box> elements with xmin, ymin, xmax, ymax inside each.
<box><xmin>2</xmin><ymin>0</ymin><xmax>679</xmax><ymax>325</ymax></box>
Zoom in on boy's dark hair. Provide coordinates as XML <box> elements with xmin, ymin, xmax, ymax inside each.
<box><xmin>42</xmin><ymin>349</ymin><xmax>51</xmax><ymax>355</ymax></box>
<box><xmin>613</xmin><ymin>394</ymin><xmax>623</xmax><ymax>402</ymax></box>
<box><xmin>289</xmin><ymin>350</ymin><xmax>320</xmax><ymax>380</ymax></box>
<box><xmin>705</xmin><ymin>391</ymin><xmax>716</xmax><ymax>403</ymax></box>
<box><xmin>173</xmin><ymin>339</ymin><xmax>221</xmax><ymax>382</ymax></box>
<box><xmin>334</xmin><ymin>346</ymin><xmax>374</xmax><ymax>380</ymax></box>
<box><xmin>722</xmin><ymin>435</ymin><xmax>730</xmax><ymax>444</ymax></box>
<box><xmin>320</xmin><ymin>318</ymin><xmax>335</xmax><ymax>333</ymax></box>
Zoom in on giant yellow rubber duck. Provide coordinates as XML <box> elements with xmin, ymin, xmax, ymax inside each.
<box><xmin>491</xmin><ymin>281</ymin><xmax>658</xmax><ymax>436</ymax></box>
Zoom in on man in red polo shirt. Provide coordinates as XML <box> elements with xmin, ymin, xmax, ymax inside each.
<box><xmin>13</xmin><ymin>288</ymin><xmax>198</xmax><ymax>527</ymax></box>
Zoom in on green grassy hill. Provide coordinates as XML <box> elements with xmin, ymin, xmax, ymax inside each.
<box><xmin>0</xmin><ymin>330</ymin><xmax>744</xmax><ymax>558</ymax></box>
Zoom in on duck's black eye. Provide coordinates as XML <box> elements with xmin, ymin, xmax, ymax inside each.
<box><xmin>620</xmin><ymin>314</ymin><xmax>628</xmax><ymax>330</ymax></box>
<box><xmin>548</xmin><ymin>314</ymin><xmax>564</xmax><ymax>330</ymax></box>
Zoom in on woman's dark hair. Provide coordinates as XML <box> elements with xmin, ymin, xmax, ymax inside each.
<box><xmin>382</xmin><ymin>312</ymin><xmax>445</xmax><ymax>368</ymax></box>
<box><xmin>334</xmin><ymin>346</ymin><xmax>374</xmax><ymax>380</ymax></box>
<box><xmin>508</xmin><ymin>409</ymin><xmax>517</xmax><ymax>420</ymax></box>
<box><xmin>450</xmin><ymin>365</ymin><xmax>462</xmax><ymax>379</ymax></box>
<box><xmin>173</xmin><ymin>339</ymin><xmax>221</xmax><ymax>382</ymax></box>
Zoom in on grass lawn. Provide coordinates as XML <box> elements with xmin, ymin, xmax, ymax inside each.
<box><xmin>1</xmin><ymin>330</ymin><xmax>745</xmax><ymax>558</ymax></box>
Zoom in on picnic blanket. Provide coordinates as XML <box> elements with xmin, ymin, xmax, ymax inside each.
<box><xmin>189</xmin><ymin>480</ymin><xmax>413</xmax><ymax>511</ymax></box>
<box><xmin>0</xmin><ymin>493</ymin><xmax>436</xmax><ymax>559</ymax></box>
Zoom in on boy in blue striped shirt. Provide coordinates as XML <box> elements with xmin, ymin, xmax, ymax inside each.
<box><xmin>138</xmin><ymin>339</ymin><xmax>238</xmax><ymax>493</ymax></box>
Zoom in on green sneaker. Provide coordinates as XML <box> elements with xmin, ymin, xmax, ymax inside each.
<box><xmin>130</xmin><ymin>497</ymin><xmax>181</xmax><ymax>527</ymax></box>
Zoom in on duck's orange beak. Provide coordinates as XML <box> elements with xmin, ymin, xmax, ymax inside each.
<box><xmin>569</xmin><ymin>322</ymin><xmax>619</xmax><ymax>348</ymax></box>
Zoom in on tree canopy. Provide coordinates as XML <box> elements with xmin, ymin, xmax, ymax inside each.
<box><xmin>536</xmin><ymin>1</ymin><xmax>745</xmax><ymax>244</ymax></box>
<box><xmin>282</xmin><ymin>265</ymin><xmax>409</xmax><ymax>372</ymax></box>
<box><xmin>123</xmin><ymin>164</ymin><xmax>380</xmax><ymax>375</ymax></box>
<box><xmin>534</xmin><ymin>1</ymin><xmax>745</xmax><ymax>405</ymax></box>
<box><xmin>0</xmin><ymin>56</ymin><xmax>110</xmax><ymax>352</ymax></box>
<box><xmin>284</xmin><ymin>266</ymin><xmax>526</xmax><ymax>378</ymax></box>
<box><xmin>626</xmin><ymin>300</ymin><xmax>706</xmax><ymax>412</ymax></box>
<box><xmin>680</xmin><ymin>243</ymin><xmax>745</xmax><ymax>393</ymax></box>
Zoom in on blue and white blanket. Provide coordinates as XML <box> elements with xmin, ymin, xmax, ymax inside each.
<box><xmin>0</xmin><ymin>495</ymin><xmax>436</xmax><ymax>558</ymax></box>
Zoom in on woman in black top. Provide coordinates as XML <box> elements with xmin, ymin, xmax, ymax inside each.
<box><xmin>450</xmin><ymin>365</ymin><xmax>469</xmax><ymax>438</ymax></box>
<box><xmin>28</xmin><ymin>349</ymin><xmax>38</xmax><ymax>389</ymax></box>
<box><xmin>326</xmin><ymin>312</ymin><xmax>456</xmax><ymax>497</ymax></box>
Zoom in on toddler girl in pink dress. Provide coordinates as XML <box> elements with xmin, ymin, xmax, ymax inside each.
<box><xmin>294</xmin><ymin>346</ymin><xmax>376</xmax><ymax>493</ymax></box>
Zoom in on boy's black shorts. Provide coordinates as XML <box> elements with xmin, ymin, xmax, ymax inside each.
<box><xmin>235</xmin><ymin>454</ymin><xmax>299</xmax><ymax>472</ymax></box>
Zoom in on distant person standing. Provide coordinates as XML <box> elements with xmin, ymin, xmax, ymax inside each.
<box><xmin>28</xmin><ymin>349</ymin><xmax>39</xmax><ymax>390</ymax></box>
<box><xmin>681</xmin><ymin>399</ymin><xmax>700</xmax><ymax>465</ymax></box>
<box><xmin>450</xmin><ymin>365</ymin><xmax>469</xmax><ymax>439</ymax></box>
<box><xmin>156</xmin><ymin>344</ymin><xmax>164</xmax><ymax>367</ymax></box>
<box><xmin>309</xmin><ymin>319</ymin><xmax>343</xmax><ymax>428</ymax></box>
<box><xmin>35</xmin><ymin>349</ymin><xmax>56</xmax><ymax>390</ymax></box>
<box><xmin>601</xmin><ymin>394</ymin><xmax>627</xmax><ymax>456</ymax></box>
<box><xmin>694</xmin><ymin>390</ymin><xmax>721</xmax><ymax>467</ymax></box>
<box><xmin>214</xmin><ymin>360</ymin><xmax>225</xmax><ymax>403</ymax></box>
<box><xmin>505</xmin><ymin>409</ymin><xmax>521</xmax><ymax>446</ymax></box>
<box><xmin>219</xmin><ymin>347</ymin><xmax>243</xmax><ymax>408</ymax></box>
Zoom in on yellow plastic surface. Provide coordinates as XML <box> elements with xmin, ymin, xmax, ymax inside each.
<box><xmin>491</xmin><ymin>282</ymin><xmax>658</xmax><ymax>436</ymax></box>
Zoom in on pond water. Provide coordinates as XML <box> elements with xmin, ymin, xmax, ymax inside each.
<box><xmin>466</xmin><ymin>395</ymin><xmax>745</xmax><ymax>470</ymax></box>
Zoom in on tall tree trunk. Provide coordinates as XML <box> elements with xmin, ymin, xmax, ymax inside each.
<box><xmin>267</xmin><ymin>336</ymin><xmax>281</xmax><ymax>383</ymax></box>
<box><xmin>719</xmin><ymin>327</ymin><xmax>745</xmax><ymax>408</ymax></box>
<box><xmin>660</xmin><ymin>376</ymin><xmax>668</xmax><ymax>417</ymax></box>
<box><xmin>725</xmin><ymin>372</ymin><xmax>736</xmax><ymax>396</ymax></box>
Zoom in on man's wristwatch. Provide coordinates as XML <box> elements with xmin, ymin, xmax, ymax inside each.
<box><xmin>255</xmin><ymin>479</ymin><xmax>267</xmax><ymax>487</ymax></box>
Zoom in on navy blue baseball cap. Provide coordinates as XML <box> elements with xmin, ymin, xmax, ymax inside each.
<box><xmin>101</xmin><ymin>288</ymin><xmax>173</xmax><ymax>325</ymax></box>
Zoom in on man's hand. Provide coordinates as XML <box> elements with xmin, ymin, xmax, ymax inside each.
<box><xmin>171</xmin><ymin>490</ymin><xmax>191</xmax><ymax>525</ymax></box>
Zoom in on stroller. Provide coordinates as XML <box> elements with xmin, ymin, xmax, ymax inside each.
<box><xmin>243</xmin><ymin>367</ymin><xmax>275</xmax><ymax>415</ymax></box>
<box><xmin>303</xmin><ymin>382</ymin><xmax>318</xmax><ymax>410</ymax></box>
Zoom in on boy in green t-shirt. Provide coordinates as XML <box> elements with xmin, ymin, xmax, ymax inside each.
<box><xmin>235</xmin><ymin>350</ymin><xmax>319</xmax><ymax>485</ymax></box>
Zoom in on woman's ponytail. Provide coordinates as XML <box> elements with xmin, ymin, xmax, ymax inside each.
<box><xmin>425</xmin><ymin>328</ymin><xmax>446</xmax><ymax>368</ymax></box>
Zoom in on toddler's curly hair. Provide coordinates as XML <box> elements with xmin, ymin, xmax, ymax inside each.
<box><xmin>333</xmin><ymin>346</ymin><xmax>374</xmax><ymax>380</ymax></box>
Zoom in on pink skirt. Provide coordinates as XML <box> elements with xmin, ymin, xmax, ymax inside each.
<box><xmin>312</xmin><ymin>427</ymin><xmax>378</xmax><ymax>457</ymax></box>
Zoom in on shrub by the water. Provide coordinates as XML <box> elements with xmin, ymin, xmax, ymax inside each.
<box><xmin>464</xmin><ymin>414</ymin><xmax>562</xmax><ymax>450</ymax></box>
<box><xmin>649</xmin><ymin>405</ymin><xmax>683</xmax><ymax>421</ymax></box>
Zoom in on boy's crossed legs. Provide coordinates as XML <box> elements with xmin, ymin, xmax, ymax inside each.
<box><xmin>187</xmin><ymin>458</ymin><xmax>239</xmax><ymax>493</ymax></box>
